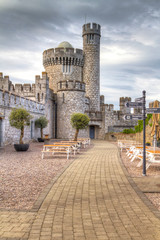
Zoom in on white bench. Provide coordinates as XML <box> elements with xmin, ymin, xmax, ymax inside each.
<box><xmin>42</xmin><ymin>145</ymin><xmax>72</xmax><ymax>160</ymax></box>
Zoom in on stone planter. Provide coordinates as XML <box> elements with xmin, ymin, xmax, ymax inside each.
<box><xmin>146</xmin><ymin>143</ymin><xmax>151</xmax><ymax>146</ymax></box>
<box><xmin>37</xmin><ymin>138</ymin><xmax>44</xmax><ymax>142</ymax></box>
<box><xmin>14</xmin><ymin>144</ymin><xmax>29</xmax><ymax>151</ymax></box>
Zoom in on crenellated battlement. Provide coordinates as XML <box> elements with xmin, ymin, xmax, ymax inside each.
<box><xmin>85</xmin><ymin>110</ymin><xmax>102</xmax><ymax>121</ymax></box>
<box><xmin>82</xmin><ymin>23</ymin><xmax>101</xmax><ymax>37</ymax></box>
<box><xmin>120</xmin><ymin>97</ymin><xmax>131</xmax><ymax>103</ymax></box>
<box><xmin>0</xmin><ymin>72</ymin><xmax>49</xmax><ymax>104</ymax></box>
<box><xmin>43</xmin><ymin>48</ymin><xmax>83</xmax><ymax>68</ymax></box>
<box><xmin>105</xmin><ymin>104</ymin><xmax>114</xmax><ymax>111</ymax></box>
<box><xmin>0</xmin><ymin>72</ymin><xmax>14</xmax><ymax>92</ymax></box>
<box><xmin>119</xmin><ymin>97</ymin><xmax>131</xmax><ymax>113</ymax></box>
<box><xmin>57</xmin><ymin>80</ymin><xmax>85</xmax><ymax>92</ymax></box>
<box><xmin>0</xmin><ymin>89</ymin><xmax>45</xmax><ymax>114</ymax></box>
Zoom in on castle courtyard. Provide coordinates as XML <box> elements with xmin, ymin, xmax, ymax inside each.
<box><xmin>0</xmin><ymin>140</ymin><xmax>160</xmax><ymax>240</ymax></box>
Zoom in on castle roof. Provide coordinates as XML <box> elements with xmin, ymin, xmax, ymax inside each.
<box><xmin>57</xmin><ymin>41</ymin><xmax>73</xmax><ymax>48</ymax></box>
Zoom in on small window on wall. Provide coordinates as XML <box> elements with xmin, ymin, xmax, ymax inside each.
<box><xmin>37</xmin><ymin>93</ymin><xmax>40</xmax><ymax>102</ymax></box>
<box><xmin>62</xmin><ymin>63</ymin><xmax>72</xmax><ymax>73</ymax></box>
<box><xmin>87</xmin><ymin>34</ymin><xmax>94</xmax><ymax>44</ymax></box>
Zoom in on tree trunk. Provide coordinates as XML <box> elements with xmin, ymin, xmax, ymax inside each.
<box><xmin>74</xmin><ymin>129</ymin><xmax>79</xmax><ymax>141</ymax></box>
<box><xmin>41</xmin><ymin>128</ymin><xmax>43</xmax><ymax>138</ymax></box>
<box><xmin>20</xmin><ymin>126</ymin><xmax>24</xmax><ymax>144</ymax></box>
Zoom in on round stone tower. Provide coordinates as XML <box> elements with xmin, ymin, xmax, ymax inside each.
<box><xmin>57</xmin><ymin>81</ymin><xmax>87</xmax><ymax>139</ymax></box>
<box><xmin>43</xmin><ymin>42</ymin><xmax>83</xmax><ymax>93</ymax></box>
<box><xmin>82</xmin><ymin>23</ymin><xmax>101</xmax><ymax>111</ymax></box>
<box><xmin>43</xmin><ymin>42</ymin><xmax>88</xmax><ymax>139</ymax></box>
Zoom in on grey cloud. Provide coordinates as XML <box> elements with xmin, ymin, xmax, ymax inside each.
<box><xmin>1</xmin><ymin>0</ymin><xmax>160</xmax><ymax>109</ymax></box>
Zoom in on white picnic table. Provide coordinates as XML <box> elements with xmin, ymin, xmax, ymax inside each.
<box><xmin>42</xmin><ymin>144</ymin><xmax>72</xmax><ymax>159</ymax></box>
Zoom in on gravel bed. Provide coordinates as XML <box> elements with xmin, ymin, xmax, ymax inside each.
<box><xmin>1</xmin><ymin>141</ymin><xmax>159</xmax><ymax>212</ymax></box>
<box><xmin>145</xmin><ymin>193</ymin><xmax>160</xmax><ymax>211</ymax></box>
<box><xmin>119</xmin><ymin>145</ymin><xmax>160</xmax><ymax>211</ymax></box>
<box><xmin>0</xmin><ymin>142</ymin><xmax>87</xmax><ymax>210</ymax></box>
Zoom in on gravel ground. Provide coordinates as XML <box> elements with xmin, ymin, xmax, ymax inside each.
<box><xmin>0</xmin><ymin>141</ymin><xmax>159</xmax><ymax>212</ymax></box>
<box><xmin>120</xmin><ymin>145</ymin><xmax>160</xmax><ymax>211</ymax></box>
<box><xmin>0</xmin><ymin>141</ymin><xmax>90</xmax><ymax>210</ymax></box>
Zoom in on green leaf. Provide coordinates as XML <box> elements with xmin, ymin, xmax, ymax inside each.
<box><xmin>71</xmin><ymin>113</ymin><xmax>90</xmax><ymax>130</ymax></box>
<box><xmin>35</xmin><ymin>116</ymin><xmax>48</xmax><ymax>129</ymax></box>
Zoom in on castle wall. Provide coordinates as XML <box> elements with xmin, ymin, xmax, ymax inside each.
<box><xmin>119</xmin><ymin>97</ymin><xmax>131</xmax><ymax>114</ymax></box>
<box><xmin>0</xmin><ymin>72</ymin><xmax>49</xmax><ymax>104</ymax></box>
<box><xmin>102</xmin><ymin>103</ymin><xmax>137</xmax><ymax>134</ymax></box>
<box><xmin>0</xmin><ymin>90</ymin><xmax>52</xmax><ymax>146</ymax></box>
<box><xmin>0</xmin><ymin>73</ymin><xmax>14</xmax><ymax>91</ymax></box>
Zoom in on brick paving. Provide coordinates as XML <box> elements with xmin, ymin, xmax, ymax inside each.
<box><xmin>0</xmin><ymin>141</ymin><xmax>160</xmax><ymax>240</ymax></box>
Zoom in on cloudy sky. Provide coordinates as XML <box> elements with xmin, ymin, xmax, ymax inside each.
<box><xmin>0</xmin><ymin>0</ymin><xmax>160</xmax><ymax>109</ymax></box>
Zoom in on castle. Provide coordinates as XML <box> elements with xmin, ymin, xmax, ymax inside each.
<box><xmin>0</xmin><ymin>23</ymin><xmax>137</xmax><ymax>146</ymax></box>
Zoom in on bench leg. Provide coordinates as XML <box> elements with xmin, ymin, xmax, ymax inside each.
<box><xmin>146</xmin><ymin>163</ymin><xmax>151</xmax><ymax>169</ymax></box>
<box><xmin>131</xmin><ymin>155</ymin><xmax>136</xmax><ymax>162</ymax></box>
<box><xmin>137</xmin><ymin>160</ymin><xmax>142</xmax><ymax>167</ymax></box>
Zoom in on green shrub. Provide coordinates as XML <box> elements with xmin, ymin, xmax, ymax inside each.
<box><xmin>122</xmin><ymin>128</ymin><xmax>135</xmax><ymax>134</ymax></box>
<box><xmin>71</xmin><ymin>113</ymin><xmax>90</xmax><ymax>141</ymax></box>
<box><xmin>134</xmin><ymin>114</ymin><xmax>152</xmax><ymax>133</ymax></box>
<box><xmin>35</xmin><ymin>116</ymin><xmax>48</xmax><ymax>138</ymax></box>
<box><xmin>9</xmin><ymin>108</ymin><xmax>32</xmax><ymax>144</ymax></box>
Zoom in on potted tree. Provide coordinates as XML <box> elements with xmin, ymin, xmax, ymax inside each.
<box><xmin>35</xmin><ymin>116</ymin><xmax>48</xmax><ymax>142</ymax></box>
<box><xmin>71</xmin><ymin>113</ymin><xmax>90</xmax><ymax>141</ymax></box>
<box><xmin>9</xmin><ymin>107</ymin><xmax>32</xmax><ymax>151</ymax></box>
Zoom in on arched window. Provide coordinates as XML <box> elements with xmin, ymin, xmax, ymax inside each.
<box><xmin>87</xmin><ymin>34</ymin><xmax>94</xmax><ymax>44</ymax></box>
<box><xmin>37</xmin><ymin>93</ymin><xmax>40</xmax><ymax>102</ymax></box>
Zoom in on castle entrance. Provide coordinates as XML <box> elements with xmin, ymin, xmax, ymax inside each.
<box><xmin>89</xmin><ymin>126</ymin><xmax>95</xmax><ymax>139</ymax></box>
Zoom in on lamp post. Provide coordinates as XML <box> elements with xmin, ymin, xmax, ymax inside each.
<box><xmin>142</xmin><ymin>90</ymin><xmax>146</xmax><ymax>176</ymax></box>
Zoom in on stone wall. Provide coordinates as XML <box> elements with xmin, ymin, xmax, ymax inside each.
<box><xmin>0</xmin><ymin>90</ymin><xmax>51</xmax><ymax>146</ymax></box>
<box><xmin>43</xmin><ymin>48</ymin><xmax>83</xmax><ymax>93</ymax></box>
<box><xmin>135</xmin><ymin>125</ymin><xmax>153</xmax><ymax>145</ymax></box>
<box><xmin>57</xmin><ymin>90</ymin><xmax>88</xmax><ymax>139</ymax></box>
<box><xmin>109</xmin><ymin>125</ymin><xmax>153</xmax><ymax>145</ymax></box>
<box><xmin>0</xmin><ymin>72</ymin><xmax>49</xmax><ymax>104</ymax></box>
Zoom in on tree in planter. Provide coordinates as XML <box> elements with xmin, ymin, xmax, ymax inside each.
<box><xmin>9</xmin><ymin>108</ymin><xmax>32</xmax><ymax>144</ymax></box>
<box><xmin>71</xmin><ymin>113</ymin><xmax>90</xmax><ymax>141</ymax></box>
<box><xmin>35</xmin><ymin>116</ymin><xmax>48</xmax><ymax>139</ymax></box>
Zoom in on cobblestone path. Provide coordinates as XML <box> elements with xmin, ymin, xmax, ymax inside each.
<box><xmin>0</xmin><ymin>141</ymin><xmax>160</xmax><ymax>240</ymax></box>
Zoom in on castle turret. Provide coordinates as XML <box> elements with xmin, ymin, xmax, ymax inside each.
<box><xmin>43</xmin><ymin>42</ymin><xmax>83</xmax><ymax>93</ymax></box>
<box><xmin>82</xmin><ymin>23</ymin><xmax>101</xmax><ymax>111</ymax></box>
<box><xmin>120</xmin><ymin>97</ymin><xmax>131</xmax><ymax>113</ymax></box>
<box><xmin>35</xmin><ymin>72</ymin><xmax>49</xmax><ymax>104</ymax></box>
<box><xmin>43</xmin><ymin>42</ymin><xmax>88</xmax><ymax>139</ymax></box>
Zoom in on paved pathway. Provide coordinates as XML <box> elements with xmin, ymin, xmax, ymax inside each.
<box><xmin>0</xmin><ymin>141</ymin><xmax>160</xmax><ymax>240</ymax></box>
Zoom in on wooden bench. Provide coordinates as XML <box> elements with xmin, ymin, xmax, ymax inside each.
<box><xmin>61</xmin><ymin>141</ymin><xmax>82</xmax><ymax>152</ymax></box>
<box><xmin>54</xmin><ymin>142</ymin><xmax>80</xmax><ymax>155</ymax></box>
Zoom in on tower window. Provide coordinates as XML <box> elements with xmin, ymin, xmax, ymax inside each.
<box><xmin>62</xmin><ymin>63</ymin><xmax>72</xmax><ymax>73</ymax></box>
<box><xmin>87</xmin><ymin>34</ymin><xmax>94</xmax><ymax>44</ymax></box>
<box><xmin>37</xmin><ymin>93</ymin><xmax>40</xmax><ymax>102</ymax></box>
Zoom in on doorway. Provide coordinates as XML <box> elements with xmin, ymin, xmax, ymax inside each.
<box><xmin>31</xmin><ymin>121</ymin><xmax>34</xmax><ymax>139</ymax></box>
<box><xmin>90</xmin><ymin>126</ymin><xmax>95</xmax><ymax>139</ymax></box>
